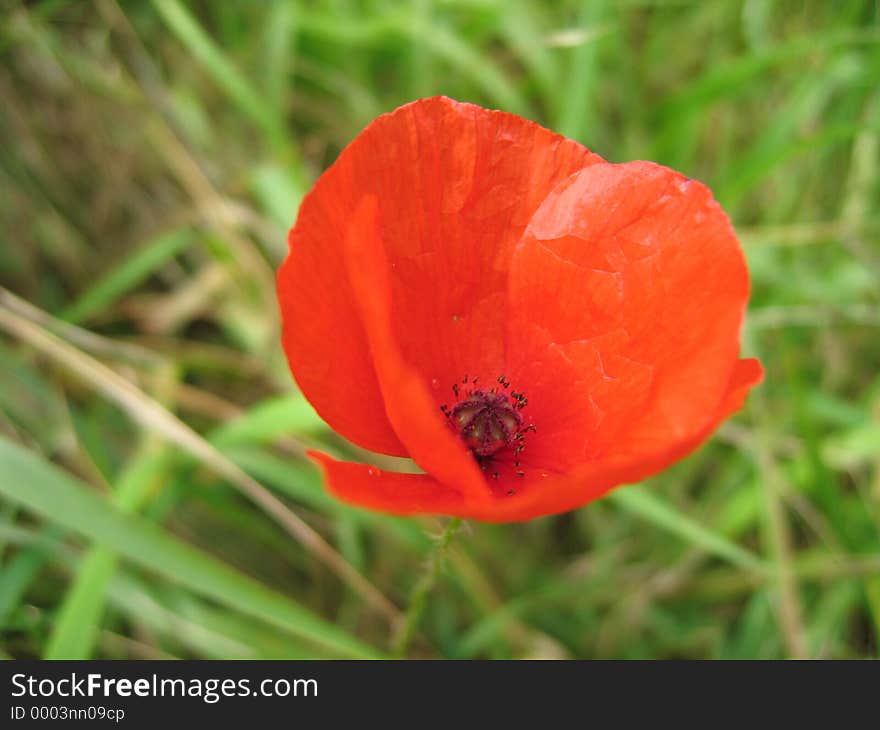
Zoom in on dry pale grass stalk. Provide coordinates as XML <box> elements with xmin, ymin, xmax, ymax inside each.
<box><xmin>0</xmin><ymin>287</ymin><xmax>401</xmax><ymax>626</ymax></box>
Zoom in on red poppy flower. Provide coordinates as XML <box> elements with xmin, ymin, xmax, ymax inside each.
<box><xmin>276</xmin><ymin>96</ymin><xmax>762</xmax><ymax>523</ymax></box>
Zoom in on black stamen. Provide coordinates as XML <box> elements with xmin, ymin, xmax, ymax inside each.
<box><xmin>442</xmin><ymin>375</ymin><xmax>535</xmax><ymax>480</ymax></box>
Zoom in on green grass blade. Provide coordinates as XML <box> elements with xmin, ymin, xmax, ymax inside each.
<box><xmin>261</xmin><ymin>1</ymin><xmax>298</xmax><ymax>117</ymax></box>
<box><xmin>0</xmin><ymin>437</ymin><xmax>382</xmax><ymax>659</ymax></box>
<box><xmin>43</xmin><ymin>447</ymin><xmax>169</xmax><ymax>659</ymax></box>
<box><xmin>150</xmin><ymin>0</ymin><xmax>294</xmax><ymax>162</ymax></box>
<box><xmin>223</xmin><ymin>447</ymin><xmax>429</xmax><ymax>551</ymax></box>
<box><xmin>608</xmin><ymin>486</ymin><xmax>767</xmax><ymax>572</ymax></box>
<box><xmin>43</xmin><ymin>547</ymin><xmax>118</xmax><ymax>659</ymax></box>
<box><xmin>498</xmin><ymin>1</ymin><xmax>558</xmax><ymax>111</ymax></box>
<box><xmin>0</xmin><ymin>532</ymin><xmax>54</xmax><ymax>624</ymax></box>
<box><xmin>405</xmin><ymin>19</ymin><xmax>530</xmax><ymax>116</ymax></box>
<box><xmin>555</xmin><ymin>1</ymin><xmax>609</xmax><ymax>143</ymax></box>
<box><xmin>210</xmin><ymin>393</ymin><xmax>326</xmax><ymax>447</ymax></box>
<box><xmin>60</xmin><ymin>229</ymin><xmax>192</xmax><ymax>324</ymax></box>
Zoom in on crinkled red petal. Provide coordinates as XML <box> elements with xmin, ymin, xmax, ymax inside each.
<box><xmin>277</xmin><ymin>97</ymin><xmax>600</xmax><ymax>456</ymax></box>
<box><xmin>342</xmin><ymin>196</ymin><xmax>489</xmax><ymax>505</ymax></box>
<box><xmin>310</xmin><ymin>358</ymin><xmax>762</xmax><ymax>522</ymax></box>
<box><xmin>506</xmin><ymin>161</ymin><xmax>751</xmax><ymax>471</ymax></box>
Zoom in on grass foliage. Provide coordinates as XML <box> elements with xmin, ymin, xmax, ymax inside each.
<box><xmin>1</xmin><ymin>0</ymin><xmax>878</xmax><ymax>659</ymax></box>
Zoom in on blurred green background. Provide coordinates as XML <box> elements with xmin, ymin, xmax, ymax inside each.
<box><xmin>1</xmin><ymin>0</ymin><xmax>878</xmax><ymax>660</ymax></box>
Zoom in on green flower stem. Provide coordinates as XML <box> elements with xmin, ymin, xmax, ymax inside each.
<box><xmin>392</xmin><ymin>517</ymin><xmax>464</xmax><ymax>657</ymax></box>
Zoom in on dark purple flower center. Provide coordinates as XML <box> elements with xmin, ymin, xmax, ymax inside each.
<box><xmin>450</xmin><ymin>389</ymin><xmax>523</xmax><ymax>457</ymax></box>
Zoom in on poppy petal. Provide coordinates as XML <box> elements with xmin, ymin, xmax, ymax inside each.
<box><xmin>474</xmin><ymin>356</ymin><xmax>764</xmax><ymax>522</ymax></box>
<box><xmin>490</xmin><ymin>356</ymin><xmax>765</xmax><ymax>522</ymax></box>
<box><xmin>278</xmin><ymin>96</ymin><xmax>601</xmax><ymax>457</ymax></box>
<box><xmin>373</xmin><ymin>99</ymin><xmax>602</xmax><ymax>397</ymax></box>
<box><xmin>309</xmin><ymin>358</ymin><xmax>762</xmax><ymax>521</ymax></box>
<box><xmin>278</xmin><ymin>202</ymin><xmax>404</xmax><ymax>456</ymax></box>
<box><xmin>309</xmin><ymin>450</ymin><xmax>468</xmax><ymax>516</ymax></box>
<box><xmin>710</xmin><ymin>357</ymin><xmax>764</xmax><ymax>421</ymax></box>
<box><xmin>342</xmin><ymin>196</ymin><xmax>490</xmax><ymax>504</ymax></box>
<box><xmin>507</xmin><ymin>160</ymin><xmax>750</xmax><ymax>466</ymax></box>
<box><xmin>280</xmin><ymin>98</ymin><xmax>761</xmax><ymax>523</ymax></box>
